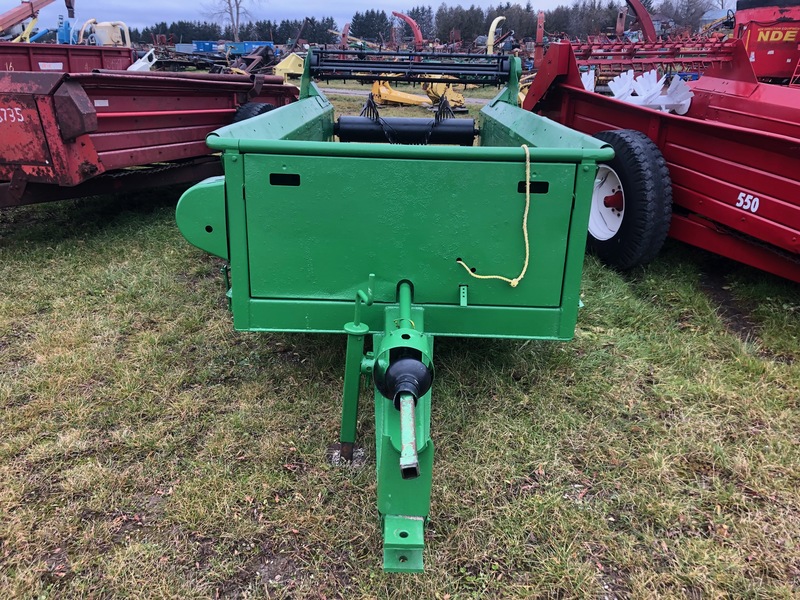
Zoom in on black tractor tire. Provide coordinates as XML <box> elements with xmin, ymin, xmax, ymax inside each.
<box><xmin>589</xmin><ymin>129</ymin><xmax>672</xmax><ymax>270</ymax></box>
<box><xmin>233</xmin><ymin>102</ymin><xmax>275</xmax><ymax>123</ymax></box>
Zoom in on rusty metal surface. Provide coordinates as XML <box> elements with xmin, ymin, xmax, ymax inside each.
<box><xmin>0</xmin><ymin>157</ymin><xmax>221</xmax><ymax>208</ymax></box>
<box><xmin>99</xmin><ymin>141</ymin><xmax>213</xmax><ymax>171</ymax></box>
<box><xmin>0</xmin><ymin>42</ymin><xmax>133</xmax><ymax>72</ymax></box>
<box><xmin>0</xmin><ymin>70</ymin><xmax>65</xmax><ymax>94</ymax></box>
<box><xmin>0</xmin><ymin>68</ymin><xmax>298</xmax><ymax>205</ymax></box>
<box><xmin>53</xmin><ymin>80</ymin><xmax>97</xmax><ymax>140</ymax></box>
<box><xmin>0</xmin><ymin>93</ymin><xmax>51</xmax><ymax>166</ymax></box>
<box><xmin>72</xmin><ymin>70</ymin><xmax>278</xmax><ymax>91</ymax></box>
<box><xmin>0</xmin><ymin>75</ymin><xmax>102</xmax><ymax>195</ymax></box>
<box><xmin>85</xmin><ymin>69</ymin><xmax>286</xmax><ymax>86</ymax></box>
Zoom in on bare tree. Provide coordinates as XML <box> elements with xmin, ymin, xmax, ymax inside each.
<box><xmin>203</xmin><ymin>0</ymin><xmax>258</xmax><ymax>42</ymax></box>
<box><xmin>657</xmin><ymin>0</ymin><xmax>714</xmax><ymax>31</ymax></box>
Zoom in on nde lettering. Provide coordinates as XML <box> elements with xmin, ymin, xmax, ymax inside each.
<box><xmin>756</xmin><ymin>28</ymin><xmax>799</xmax><ymax>42</ymax></box>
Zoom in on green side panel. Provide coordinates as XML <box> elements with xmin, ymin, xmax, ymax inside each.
<box><xmin>223</xmin><ymin>152</ymin><xmax>251</xmax><ymax>331</ymax></box>
<box><xmin>175</xmin><ymin>176</ymin><xmax>228</xmax><ymax>260</ymax></box>
<box><xmin>480</xmin><ymin>96</ymin><xmax>611</xmax><ymax>152</ymax></box>
<box><xmin>242</xmin><ymin>154</ymin><xmax>577</xmax><ymax>308</ymax></box>
<box><xmin>175</xmin><ymin>93</ymin><xmax>336</xmax><ymax>261</ymax></box>
<box><xmin>208</xmin><ymin>93</ymin><xmax>334</xmax><ymax>147</ymax></box>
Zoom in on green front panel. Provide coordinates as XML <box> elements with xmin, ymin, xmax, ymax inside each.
<box><xmin>243</xmin><ymin>154</ymin><xmax>577</xmax><ymax>309</ymax></box>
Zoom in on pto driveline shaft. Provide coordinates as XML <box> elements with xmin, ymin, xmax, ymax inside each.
<box><xmin>399</xmin><ymin>393</ymin><xmax>419</xmax><ymax>479</ymax></box>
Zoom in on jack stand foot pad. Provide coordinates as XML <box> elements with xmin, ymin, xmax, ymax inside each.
<box><xmin>383</xmin><ymin>515</ymin><xmax>425</xmax><ymax>573</ymax></box>
<box><xmin>327</xmin><ymin>443</ymin><xmax>366</xmax><ymax>468</ymax></box>
<box><xmin>340</xmin><ymin>441</ymin><xmax>354</xmax><ymax>462</ymax></box>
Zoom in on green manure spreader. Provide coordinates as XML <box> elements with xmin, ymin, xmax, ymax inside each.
<box><xmin>176</xmin><ymin>49</ymin><xmax>613</xmax><ymax>573</ymax></box>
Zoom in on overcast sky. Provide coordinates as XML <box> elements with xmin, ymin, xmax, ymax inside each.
<box><xmin>35</xmin><ymin>0</ymin><xmax>565</xmax><ymax>33</ymax></box>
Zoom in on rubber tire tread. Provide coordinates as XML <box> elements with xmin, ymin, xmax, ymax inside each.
<box><xmin>233</xmin><ymin>102</ymin><xmax>276</xmax><ymax>123</ymax></box>
<box><xmin>591</xmin><ymin>129</ymin><xmax>672</xmax><ymax>270</ymax></box>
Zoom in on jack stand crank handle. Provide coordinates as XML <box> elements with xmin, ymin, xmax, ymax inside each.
<box><xmin>398</xmin><ymin>393</ymin><xmax>420</xmax><ymax>479</ymax></box>
<box><xmin>352</xmin><ymin>273</ymin><xmax>375</xmax><ymax>327</ymax></box>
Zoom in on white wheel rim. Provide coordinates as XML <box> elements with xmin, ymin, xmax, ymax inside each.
<box><xmin>589</xmin><ymin>165</ymin><xmax>625</xmax><ymax>241</ymax></box>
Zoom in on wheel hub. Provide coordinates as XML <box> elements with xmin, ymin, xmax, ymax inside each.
<box><xmin>589</xmin><ymin>165</ymin><xmax>625</xmax><ymax>241</ymax></box>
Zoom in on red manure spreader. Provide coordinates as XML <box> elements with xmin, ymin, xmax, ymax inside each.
<box><xmin>1</xmin><ymin>3</ymin><xmax>299</xmax><ymax>209</ymax></box>
<box><xmin>524</xmin><ymin>38</ymin><xmax>800</xmax><ymax>282</ymax></box>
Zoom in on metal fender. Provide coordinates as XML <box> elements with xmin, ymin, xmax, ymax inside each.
<box><xmin>176</xmin><ymin>176</ymin><xmax>228</xmax><ymax>260</ymax></box>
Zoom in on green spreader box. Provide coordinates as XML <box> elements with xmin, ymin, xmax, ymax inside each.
<box><xmin>176</xmin><ymin>54</ymin><xmax>612</xmax><ymax>573</ymax></box>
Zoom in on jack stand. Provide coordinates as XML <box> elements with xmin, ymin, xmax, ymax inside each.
<box><xmin>340</xmin><ymin>276</ymin><xmax>374</xmax><ymax>462</ymax></box>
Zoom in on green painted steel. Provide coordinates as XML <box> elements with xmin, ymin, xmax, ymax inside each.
<box><xmin>243</xmin><ymin>153</ymin><xmax>577</xmax><ymax>308</ymax></box>
<box><xmin>340</xmin><ymin>322</ymin><xmax>368</xmax><ymax>459</ymax></box>
<box><xmin>174</xmin><ymin>176</ymin><xmax>227</xmax><ymax>261</ymax></box>
<box><xmin>383</xmin><ymin>514</ymin><xmax>425</xmax><ymax>573</ymax></box>
<box><xmin>340</xmin><ymin>276</ymin><xmax>375</xmax><ymax>460</ymax></box>
<box><xmin>398</xmin><ymin>394</ymin><xmax>419</xmax><ymax>478</ymax></box>
<box><xmin>175</xmin><ymin>54</ymin><xmax>613</xmax><ymax>573</ymax></box>
<box><xmin>209</xmin><ymin>136</ymin><xmax>611</xmax><ymax>160</ymax></box>
<box><xmin>372</xmin><ymin>283</ymin><xmax>435</xmax><ymax>571</ymax></box>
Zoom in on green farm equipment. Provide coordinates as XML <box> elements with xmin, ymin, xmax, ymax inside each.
<box><xmin>176</xmin><ymin>49</ymin><xmax>613</xmax><ymax>573</ymax></box>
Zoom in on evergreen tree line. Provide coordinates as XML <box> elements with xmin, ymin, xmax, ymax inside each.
<box><xmin>130</xmin><ymin>17</ymin><xmax>338</xmax><ymax>45</ymax></box>
<box><xmin>397</xmin><ymin>0</ymin><xmax>714</xmax><ymax>43</ymax></box>
<box><xmin>131</xmin><ymin>0</ymin><xmax>714</xmax><ymax>47</ymax></box>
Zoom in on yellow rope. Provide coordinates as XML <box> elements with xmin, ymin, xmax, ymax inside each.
<box><xmin>456</xmin><ymin>144</ymin><xmax>531</xmax><ymax>288</ymax></box>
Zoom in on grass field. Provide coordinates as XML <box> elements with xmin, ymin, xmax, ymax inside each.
<box><xmin>1</xmin><ymin>90</ymin><xmax>799</xmax><ymax>599</ymax></box>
